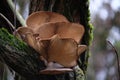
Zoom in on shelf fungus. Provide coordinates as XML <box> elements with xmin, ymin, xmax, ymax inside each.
<box><xmin>15</xmin><ymin>11</ymin><xmax>87</xmax><ymax>74</ymax></box>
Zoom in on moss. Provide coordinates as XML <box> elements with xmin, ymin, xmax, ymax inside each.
<box><xmin>0</xmin><ymin>28</ymin><xmax>27</xmax><ymax>51</ymax></box>
<box><xmin>73</xmin><ymin>0</ymin><xmax>93</xmax><ymax>73</ymax></box>
<box><xmin>0</xmin><ymin>28</ymin><xmax>46</xmax><ymax>78</ymax></box>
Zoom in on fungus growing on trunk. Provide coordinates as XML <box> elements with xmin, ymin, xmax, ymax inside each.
<box><xmin>15</xmin><ymin>11</ymin><xmax>87</xmax><ymax>74</ymax></box>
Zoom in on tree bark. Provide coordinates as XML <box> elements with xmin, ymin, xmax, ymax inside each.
<box><xmin>0</xmin><ymin>28</ymin><xmax>45</xmax><ymax>78</ymax></box>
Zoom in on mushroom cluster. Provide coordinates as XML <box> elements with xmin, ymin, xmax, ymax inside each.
<box><xmin>15</xmin><ymin>11</ymin><xmax>87</xmax><ymax>74</ymax></box>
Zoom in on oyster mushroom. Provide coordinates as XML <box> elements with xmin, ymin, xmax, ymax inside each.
<box><xmin>15</xmin><ymin>27</ymin><xmax>33</xmax><ymax>41</ymax></box>
<box><xmin>41</xmin><ymin>35</ymin><xmax>87</xmax><ymax>67</ymax></box>
<box><xmin>15</xmin><ymin>11</ymin><xmax>87</xmax><ymax>74</ymax></box>
<box><xmin>39</xmin><ymin>35</ymin><xmax>87</xmax><ymax>74</ymax></box>
<box><xmin>35</xmin><ymin>22</ymin><xmax>85</xmax><ymax>43</ymax></box>
<box><xmin>15</xmin><ymin>27</ymin><xmax>40</xmax><ymax>52</ymax></box>
<box><xmin>26</xmin><ymin>11</ymin><xmax>69</xmax><ymax>31</ymax></box>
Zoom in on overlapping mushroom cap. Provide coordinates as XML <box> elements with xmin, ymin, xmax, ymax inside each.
<box><xmin>15</xmin><ymin>11</ymin><xmax>87</xmax><ymax>74</ymax></box>
<box><xmin>15</xmin><ymin>11</ymin><xmax>70</xmax><ymax>52</ymax></box>
<box><xmin>40</xmin><ymin>35</ymin><xmax>86</xmax><ymax>67</ymax></box>
<box><xmin>26</xmin><ymin>11</ymin><xmax>69</xmax><ymax>31</ymax></box>
<box><xmin>34</xmin><ymin>22</ymin><xmax>84</xmax><ymax>43</ymax></box>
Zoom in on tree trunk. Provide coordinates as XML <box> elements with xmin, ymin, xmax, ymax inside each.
<box><xmin>0</xmin><ymin>0</ymin><xmax>93</xmax><ymax>80</ymax></box>
<box><xmin>30</xmin><ymin>0</ymin><xmax>92</xmax><ymax>74</ymax></box>
<box><xmin>29</xmin><ymin>0</ymin><xmax>93</xmax><ymax>80</ymax></box>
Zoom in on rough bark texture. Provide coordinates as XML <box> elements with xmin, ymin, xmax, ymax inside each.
<box><xmin>0</xmin><ymin>0</ymin><xmax>93</xmax><ymax>80</ymax></box>
<box><xmin>0</xmin><ymin>28</ymin><xmax>44</xmax><ymax>78</ymax></box>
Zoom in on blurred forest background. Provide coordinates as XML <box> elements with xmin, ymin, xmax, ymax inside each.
<box><xmin>88</xmin><ymin>0</ymin><xmax>120</xmax><ymax>80</ymax></box>
<box><xmin>0</xmin><ymin>0</ymin><xmax>120</xmax><ymax>80</ymax></box>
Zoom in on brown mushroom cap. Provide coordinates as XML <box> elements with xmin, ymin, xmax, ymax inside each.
<box><xmin>48</xmin><ymin>35</ymin><xmax>78</xmax><ymax>67</ymax></box>
<box><xmin>15</xmin><ymin>27</ymin><xmax>39</xmax><ymax>51</ymax></box>
<box><xmin>40</xmin><ymin>35</ymin><xmax>86</xmax><ymax>67</ymax></box>
<box><xmin>35</xmin><ymin>22</ymin><xmax>85</xmax><ymax>43</ymax></box>
<box><xmin>26</xmin><ymin>11</ymin><xmax>69</xmax><ymax>31</ymax></box>
<box><xmin>15</xmin><ymin>27</ymin><xmax>33</xmax><ymax>41</ymax></box>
